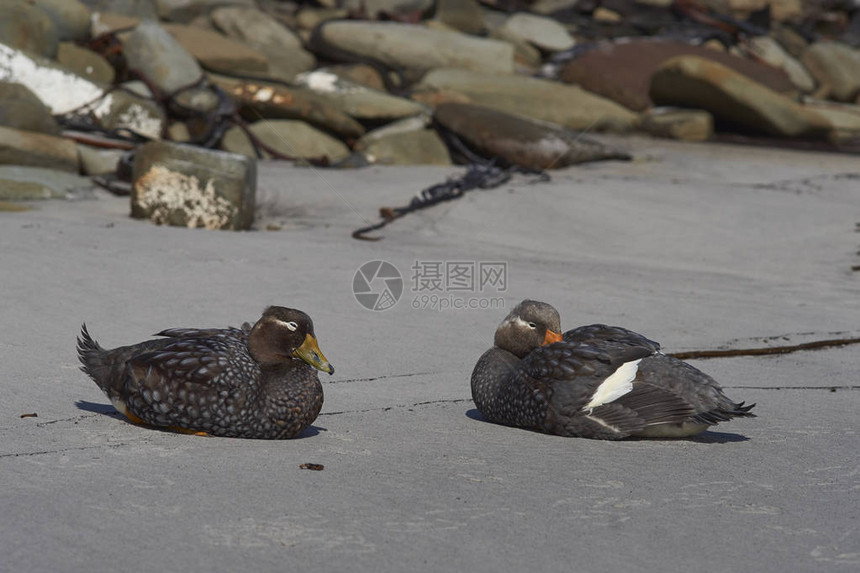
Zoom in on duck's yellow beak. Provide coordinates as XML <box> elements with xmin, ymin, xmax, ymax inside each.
<box><xmin>543</xmin><ymin>329</ymin><xmax>563</xmax><ymax>346</ymax></box>
<box><xmin>292</xmin><ymin>333</ymin><xmax>334</xmax><ymax>375</ymax></box>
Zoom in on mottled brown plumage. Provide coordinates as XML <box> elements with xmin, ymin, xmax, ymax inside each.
<box><xmin>77</xmin><ymin>306</ymin><xmax>333</xmax><ymax>439</ymax></box>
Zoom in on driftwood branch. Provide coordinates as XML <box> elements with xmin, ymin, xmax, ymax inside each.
<box><xmin>669</xmin><ymin>337</ymin><xmax>860</xmax><ymax>360</ymax></box>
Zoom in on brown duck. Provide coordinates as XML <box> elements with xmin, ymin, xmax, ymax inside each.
<box><xmin>471</xmin><ymin>300</ymin><xmax>755</xmax><ymax>439</ymax></box>
<box><xmin>77</xmin><ymin>306</ymin><xmax>333</xmax><ymax>439</ymax></box>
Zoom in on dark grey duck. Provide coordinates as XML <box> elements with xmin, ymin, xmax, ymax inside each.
<box><xmin>471</xmin><ymin>300</ymin><xmax>755</xmax><ymax>439</ymax></box>
<box><xmin>78</xmin><ymin>306</ymin><xmax>333</xmax><ymax>439</ymax></box>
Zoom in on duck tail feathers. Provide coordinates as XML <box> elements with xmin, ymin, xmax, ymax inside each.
<box><xmin>77</xmin><ymin>324</ymin><xmax>111</xmax><ymax>392</ymax></box>
<box><xmin>692</xmin><ymin>401</ymin><xmax>757</xmax><ymax>425</ymax></box>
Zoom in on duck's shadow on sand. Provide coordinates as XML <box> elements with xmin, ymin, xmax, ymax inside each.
<box><xmin>74</xmin><ymin>400</ymin><xmax>325</xmax><ymax>439</ymax></box>
<box><xmin>464</xmin><ymin>408</ymin><xmax>749</xmax><ymax>443</ymax></box>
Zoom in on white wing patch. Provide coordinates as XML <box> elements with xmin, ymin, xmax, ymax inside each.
<box><xmin>583</xmin><ymin>359</ymin><xmax>641</xmax><ymax>410</ymax></box>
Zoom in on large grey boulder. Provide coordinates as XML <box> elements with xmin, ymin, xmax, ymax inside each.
<box><xmin>650</xmin><ymin>55</ymin><xmax>832</xmax><ymax>138</ymax></box>
<box><xmin>418</xmin><ymin>68</ymin><xmax>638</xmax><ymax>132</ymax></box>
<box><xmin>310</xmin><ymin>21</ymin><xmax>515</xmax><ymax>81</ymax></box>
<box><xmin>210</xmin><ymin>6</ymin><xmax>316</xmax><ymax>82</ymax></box>
<box><xmin>434</xmin><ymin>103</ymin><xmax>630</xmax><ymax>169</ymax></box>
<box><xmin>122</xmin><ymin>21</ymin><xmax>204</xmax><ymax>94</ymax></box>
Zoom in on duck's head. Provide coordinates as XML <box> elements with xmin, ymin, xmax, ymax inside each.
<box><xmin>249</xmin><ymin>306</ymin><xmax>334</xmax><ymax>374</ymax></box>
<box><xmin>494</xmin><ymin>299</ymin><xmax>563</xmax><ymax>358</ymax></box>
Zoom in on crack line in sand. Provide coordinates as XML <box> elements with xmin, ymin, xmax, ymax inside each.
<box><xmin>327</xmin><ymin>371</ymin><xmax>441</xmax><ymax>384</ymax></box>
<box><xmin>319</xmin><ymin>398</ymin><xmax>471</xmax><ymax>417</ymax></box>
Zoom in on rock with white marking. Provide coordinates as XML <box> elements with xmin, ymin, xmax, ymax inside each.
<box><xmin>56</xmin><ymin>42</ymin><xmax>115</xmax><ymax>84</ymax></box>
<box><xmin>131</xmin><ymin>141</ymin><xmax>256</xmax><ymax>230</ymax></box>
<box><xmin>0</xmin><ymin>43</ymin><xmax>164</xmax><ymax>139</ymax></box>
<box><xmin>209</xmin><ymin>75</ymin><xmax>366</xmax><ymax>139</ymax></box>
<box><xmin>294</xmin><ymin>70</ymin><xmax>430</xmax><ymax>122</ymax></box>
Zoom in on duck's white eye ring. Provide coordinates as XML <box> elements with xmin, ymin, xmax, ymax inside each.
<box><xmin>528</xmin><ymin>322</ymin><xmax>537</xmax><ymax>329</ymax></box>
<box><xmin>275</xmin><ymin>319</ymin><xmax>299</xmax><ymax>332</ymax></box>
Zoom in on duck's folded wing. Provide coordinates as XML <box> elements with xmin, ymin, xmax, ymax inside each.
<box><xmin>127</xmin><ymin>334</ymin><xmax>254</xmax><ymax>388</ymax></box>
<box><xmin>563</xmin><ymin>324</ymin><xmax>661</xmax><ymax>354</ymax></box>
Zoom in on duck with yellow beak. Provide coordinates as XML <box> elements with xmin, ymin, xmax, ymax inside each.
<box><xmin>77</xmin><ymin>306</ymin><xmax>333</xmax><ymax>439</ymax></box>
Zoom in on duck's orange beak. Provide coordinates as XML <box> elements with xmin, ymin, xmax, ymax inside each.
<box><xmin>542</xmin><ymin>329</ymin><xmax>563</xmax><ymax>345</ymax></box>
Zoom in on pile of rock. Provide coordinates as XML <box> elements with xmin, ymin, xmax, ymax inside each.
<box><xmin>1</xmin><ymin>0</ymin><xmax>858</xmax><ymax>229</ymax></box>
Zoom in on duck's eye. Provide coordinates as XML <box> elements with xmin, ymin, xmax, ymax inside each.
<box><xmin>527</xmin><ymin>322</ymin><xmax>537</xmax><ymax>329</ymax></box>
<box><xmin>285</xmin><ymin>321</ymin><xmax>298</xmax><ymax>332</ymax></box>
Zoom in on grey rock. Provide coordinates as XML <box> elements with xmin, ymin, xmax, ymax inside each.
<box><xmin>162</xmin><ymin>23</ymin><xmax>269</xmax><ymax>78</ymax></box>
<box><xmin>31</xmin><ymin>0</ymin><xmax>91</xmax><ymax>42</ymax></box>
<box><xmin>0</xmin><ymin>0</ymin><xmax>59</xmax><ymax>58</ymax></box>
<box><xmin>745</xmin><ymin>36</ymin><xmax>815</xmax><ymax>93</ymax></box>
<box><xmin>0</xmin><ymin>82</ymin><xmax>61</xmax><ymax>135</ymax></box>
<box><xmin>79</xmin><ymin>0</ymin><xmax>158</xmax><ymax>19</ymax></box>
<box><xmin>0</xmin><ymin>125</ymin><xmax>79</xmax><ymax>172</ymax></box>
<box><xmin>154</xmin><ymin>0</ymin><xmax>256</xmax><ymax>23</ymax></box>
<box><xmin>434</xmin><ymin>102</ymin><xmax>630</xmax><ymax>170</ymax></box>
<box><xmin>639</xmin><ymin>107</ymin><xmax>714</xmax><ymax>142</ymax></box>
<box><xmin>122</xmin><ymin>20</ymin><xmax>204</xmax><ymax>94</ymax></box>
<box><xmin>493</xmin><ymin>13</ymin><xmax>575</xmax><ymax>53</ymax></box>
<box><xmin>294</xmin><ymin>70</ymin><xmax>430</xmax><ymax>122</ymax></box>
<box><xmin>219</xmin><ymin>120</ymin><xmax>351</xmax><ymax>164</ymax></box>
<box><xmin>650</xmin><ymin>55</ymin><xmax>832</xmax><ymax>138</ymax></box>
<box><xmin>319</xmin><ymin>64</ymin><xmax>386</xmax><ymax>91</ymax></box>
<box><xmin>57</xmin><ymin>42</ymin><xmax>115</xmax><ymax>84</ymax></box>
<box><xmin>341</xmin><ymin>0</ymin><xmax>433</xmax><ymax>18</ymax></box>
<box><xmin>800</xmin><ymin>99</ymin><xmax>860</xmax><ymax>144</ymax></box>
<box><xmin>210</xmin><ymin>6</ymin><xmax>316</xmax><ymax>83</ymax></box>
<box><xmin>0</xmin><ymin>165</ymin><xmax>92</xmax><ymax>199</ymax></box>
<box><xmin>132</xmin><ymin>141</ymin><xmax>256</xmax><ymax>230</ymax></box>
<box><xmin>311</xmin><ymin>21</ymin><xmax>515</xmax><ymax>82</ymax></box>
<box><xmin>77</xmin><ymin>144</ymin><xmax>125</xmax><ymax>176</ymax></box>
<box><xmin>356</xmin><ymin>116</ymin><xmax>451</xmax><ymax>165</ymax></box>
<box><xmin>418</xmin><ymin>68</ymin><xmax>638</xmax><ymax>132</ymax></box>
<box><xmin>90</xmin><ymin>11</ymin><xmax>142</xmax><ymax>36</ymax></box>
<box><xmin>802</xmin><ymin>41</ymin><xmax>860</xmax><ymax>103</ymax></box>
<box><xmin>433</xmin><ymin>0</ymin><xmax>485</xmax><ymax>35</ymax></box>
